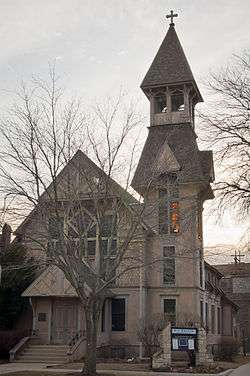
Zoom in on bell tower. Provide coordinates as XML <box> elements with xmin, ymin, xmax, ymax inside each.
<box><xmin>141</xmin><ymin>12</ymin><xmax>202</xmax><ymax>129</ymax></box>
<box><xmin>132</xmin><ymin>10</ymin><xmax>215</xmax><ymax>342</ymax></box>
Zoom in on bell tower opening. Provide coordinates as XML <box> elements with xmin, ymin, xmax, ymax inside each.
<box><xmin>140</xmin><ymin>18</ymin><xmax>203</xmax><ymax>128</ymax></box>
<box><xmin>171</xmin><ymin>90</ymin><xmax>184</xmax><ymax>112</ymax></box>
<box><xmin>155</xmin><ymin>94</ymin><xmax>167</xmax><ymax>113</ymax></box>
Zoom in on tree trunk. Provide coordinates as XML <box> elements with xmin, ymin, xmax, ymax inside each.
<box><xmin>81</xmin><ymin>304</ymin><xmax>99</xmax><ymax>376</ymax></box>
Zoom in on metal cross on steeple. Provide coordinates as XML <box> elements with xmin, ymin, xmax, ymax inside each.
<box><xmin>166</xmin><ymin>10</ymin><xmax>178</xmax><ymax>26</ymax></box>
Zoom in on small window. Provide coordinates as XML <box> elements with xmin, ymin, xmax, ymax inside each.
<box><xmin>112</xmin><ymin>298</ymin><xmax>126</xmax><ymax>331</ymax></box>
<box><xmin>38</xmin><ymin>313</ymin><xmax>46</xmax><ymax>322</ymax></box>
<box><xmin>171</xmin><ymin>93</ymin><xmax>184</xmax><ymax>112</ymax></box>
<box><xmin>163</xmin><ymin>299</ymin><xmax>176</xmax><ymax>325</ymax></box>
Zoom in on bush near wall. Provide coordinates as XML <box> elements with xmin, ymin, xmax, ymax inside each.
<box><xmin>0</xmin><ymin>329</ymin><xmax>31</xmax><ymax>359</ymax></box>
<box><xmin>212</xmin><ymin>338</ymin><xmax>240</xmax><ymax>361</ymax></box>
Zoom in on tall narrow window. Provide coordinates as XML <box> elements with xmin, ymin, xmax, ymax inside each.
<box><xmin>67</xmin><ymin>212</ymin><xmax>117</xmax><ymax>257</ymax></box>
<box><xmin>48</xmin><ymin>216</ymin><xmax>64</xmax><ymax>252</ymax></box>
<box><xmin>101</xmin><ymin>300</ymin><xmax>106</xmax><ymax>332</ymax></box>
<box><xmin>163</xmin><ymin>299</ymin><xmax>176</xmax><ymax>325</ymax></box>
<box><xmin>205</xmin><ymin>303</ymin><xmax>209</xmax><ymax>332</ymax></box>
<box><xmin>163</xmin><ymin>246</ymin><xmax>175</xmax><ymax>285</ymax></box>
<box><xmin>211</xmin><ymin>305</ymin><xmax>215</xmax><ymax>334</ymax></box>
<box><xmin>159</xmin><ymin>182</ymin><xmax>180</xmax><ymax>235</ymax></box>
<box><xmin>200</xmin><ymin>257</ymin><xmax>203</xmax><ymax>288</ymax></box>
<box><xmin>200</xmin><ymin>301</ymin><xmax>204</xmax><ymax>326</ymax></box>
<box><xmin>159</xmin><ymin>189</ymin><xmax>168</xmax><ymax>234</ymax></box>
<box><xmin>170</xmin><ymin>201</ymin><xmax>180</xmax><ymax>233</ymax></box>
<box><xmin>111</xmin><ymin>298</ymin><xmax>125</xmax><ymax>331</ymax></box>
<box><xmin>217</xmin><ymin>307</ymin><xmax>221</xmax><ymax>335</ymax></box>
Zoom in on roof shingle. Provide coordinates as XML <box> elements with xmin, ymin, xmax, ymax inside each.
<box><xmin>131</xmin><ymin>124</ymin><xmax>213</xmax><ymax>192</ymax></box>
<box><xmin>141</xmin><ymin>25</ymin><xmax>199</xmax><ymax>93</ymax></box>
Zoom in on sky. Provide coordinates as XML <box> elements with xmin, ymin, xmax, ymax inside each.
<box><xmin>0</xmin><ymin>0</ymin><xmax>249</xmax><ymax>247</ymax></box>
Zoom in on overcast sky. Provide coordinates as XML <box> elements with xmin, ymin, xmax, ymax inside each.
<box><xmin>0</xmin><ymin>0</ymin><xmax>249</xmax><ymax>247</ymax></box>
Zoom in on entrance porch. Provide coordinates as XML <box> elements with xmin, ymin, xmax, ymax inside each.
<box><xmin>31</xmin><ymin>297</ymin><xmax>82</xmax><ymax>345</ymax></box>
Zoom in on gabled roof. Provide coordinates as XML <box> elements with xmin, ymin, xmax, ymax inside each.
<box><xmin>141</xmin><ymin>25</ymin><xmax>202</xmax><ymax>102</ymax></box>
<box><xmin>22</xmin><ymin>265</ymin><xmax>77</xmax><ymax>297</ymax></box>
<box><xmin>15</xmin><ymin>149</ymin><xmax>154</xmax><ymax>236</ymax></box>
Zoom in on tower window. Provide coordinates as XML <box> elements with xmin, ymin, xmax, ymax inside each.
<box><xmin>170</xmin><ymin>201</ymin><xmax>180</xmax><ymax>233</ymax></box>
<box><xmin>163</xmin><ymin>299</ymin><xmax>176</xmax><ymax>325</ymax></box>
<box><xmin>159</xmin><ymin>184</ymin><xmax>180</xmax><ymax>235</ymax></box>
<box><xmin>163</xmin><ymin>246</ymin><xmax>175</xmax><ymax>285</ymax></box>
<box><xmin>171</xmin><ymin>93</ymin><xmax>184</xmax><ymax>112</ymax></box>
<box><xmin>155</xmin><ymin>95</ymin><xmax>167</xmax><ymax>113</ymax></box>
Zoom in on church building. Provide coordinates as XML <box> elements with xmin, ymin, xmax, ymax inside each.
<box><xmin>10</xmin><ymin>14</ymin><xmax>237</xmax><ymax>363</ymax></box>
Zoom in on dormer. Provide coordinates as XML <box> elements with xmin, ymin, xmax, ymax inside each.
<box><xmin>141</xmin><ymin>23</ymin><xmax>203</xmax><ymax>128</ymax></box>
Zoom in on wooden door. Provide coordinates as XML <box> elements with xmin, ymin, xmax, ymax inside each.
<box><xmin>51</xmin><ymin>300</ymin><xmax>78</xmax><ymax>344</ymax></box>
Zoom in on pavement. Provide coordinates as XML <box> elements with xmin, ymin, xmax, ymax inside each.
<box><xmin>0</xmin><ymin>362</ymin><xmax>236</xmax><ymax>376</ymax></box>
<box><xmin>229</xmin><ymin>363</ymin><xmax>250</xmax><ymax>375</ymax></box>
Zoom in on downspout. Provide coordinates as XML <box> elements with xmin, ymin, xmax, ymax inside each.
<box><xmin>139</xmin><ymin>236</ymin><xmax>147</xmax><ymax>359</ymax></box>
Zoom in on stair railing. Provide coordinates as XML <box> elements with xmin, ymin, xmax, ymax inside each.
<box><xmin>68</xmin><ymin>330</ymin><xmax>86</xmax><ymax>350</ymax></box>
<box><xmin>67</xmin><ymin>330</ymin><xmax>86</xmax><ymax>362</ymax></box>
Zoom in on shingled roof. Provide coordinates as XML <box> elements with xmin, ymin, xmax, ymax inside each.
<box><xmin>215</xmin><ymin>263</ymin><xmax>250</xmax><ymax>277</ymax></box>
<box><xmin>141</xmin><ymin>24</ymin><xmax>202</xmax><ymax>101</ymax></box>
<box><xmin>131</xmin><ymin>124</ymin><xmax>214</xmax><ymax>193</ymax></box>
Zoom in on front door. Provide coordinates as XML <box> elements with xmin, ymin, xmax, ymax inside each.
<box><xmin>51</xmin><ymin>299</ymin><xmax>78</xmax><ymax>344</ymax></box>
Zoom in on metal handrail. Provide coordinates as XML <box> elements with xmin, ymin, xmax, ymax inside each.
<box><xmin>68</xmin><ymin>330</ymin><xmax>86</xmax><ymax>349</ymax></box>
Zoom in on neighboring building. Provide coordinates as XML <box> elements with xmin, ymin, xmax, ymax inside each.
<box><xmin>13</xmin><ymin>17</ymin><xmax>237</xmax><ymax>359</ymax></box>
<box><xmin>203</xmin><ymin>263</ymin><xmax>238</xmax><ymax>344</ymax></box>
<box><xmin>215</xmin><ymin>263</ymin><xmax>250</xmax><ymax>352</ymax></box>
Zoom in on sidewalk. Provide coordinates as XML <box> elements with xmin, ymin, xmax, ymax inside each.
<box><xmin>0</xmin><ymin>362</ymin><xmax>233</xmax><ymax>376</ymax></box>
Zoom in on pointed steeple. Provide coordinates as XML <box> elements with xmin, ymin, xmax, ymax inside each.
<box><xmin>141</xmin><ymin>24</ymin><xmax>202</xmax><ymax>101</ymax></box>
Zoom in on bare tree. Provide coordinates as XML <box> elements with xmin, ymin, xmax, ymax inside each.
<box><xmin>198</xmin><ymin>52</ymin><xmax>250</xmax><ymax>218</ymax></box>
<box><xmin>0</xmin><ymin>69</ymin><xmax>151</xmax><ymax>375</ymax></box>
<box><xmin>137</xmin><ymin>314</ymin><xmax>167</xmax><ymax>365</ymax></box>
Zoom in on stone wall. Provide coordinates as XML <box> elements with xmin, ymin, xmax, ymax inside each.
<box><xmin>152</xmin><ymin>323</ymin><xmax>171</xmax><ymax>370</ymax></box>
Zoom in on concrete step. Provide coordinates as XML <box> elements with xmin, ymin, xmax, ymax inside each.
<box><xmin>23</xmin><ymin>348</ymin><xmax>67</xmax><ymax>355</ymax></box>
<box><xmin>28</xmin><ymin>345</ymin><xmax>68</xmax><ymax>349</ymax></box>
<box><xmin>19</xmin><ymin>353</ymin><xmax>66</xmax><ymax>359</ymax></box>
<box><xmin>15</xmin><ymin>359</ymin><xmax>65</xmax><ymax>363</ymax></box>
<box><xmin>14</xmin><ymin>344</ymin><xmax>69</xmax><ymax>364</ymax></box>
<box><xmin>171</xmin><ymin>360</ymin><xmax>189</xmax><ymax>367</ymax></box>
<box><xmin>16</xmin><ymin>355</ymin><xmax>66</xmax><ymax>362</ymax></box>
